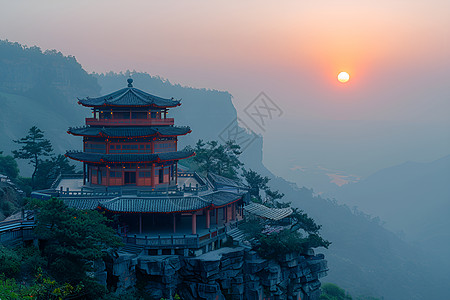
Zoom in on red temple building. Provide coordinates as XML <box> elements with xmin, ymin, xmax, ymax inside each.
<box><xmin>34</xmin><ymin>79</ymin><xmax>250</xmax><ymax>256</ymax></box>
<box><xmin>65</xmin><ymin>78</ymin><xmax>193</xmax><ymax>188</ymax></box>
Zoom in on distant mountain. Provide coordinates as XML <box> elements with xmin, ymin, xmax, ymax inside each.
<box><xmin>0</xmin><ymin>40</ymin><xmax>101</xmax><ymax>174</ymax></box>
<box><xmin>0</xmin><ymin>40</ymin><xmax>448</xmax><ymax>299</ymax></box>
<box><xmin>335</xmin><ymin>155</ymin><xmax>450</xmax><ymax>261</ymax></box>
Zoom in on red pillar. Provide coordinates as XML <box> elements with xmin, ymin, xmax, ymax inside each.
<box><xmin>83</xmin><ymin>163</ymin><xmax>86</xmax><ymax>185</ymax></box>
<box><xmin>215</xmin><ymin>208</ymin><xmax>219</xmax><ymax>225</ymax></box>
<box><xmin>206</xmin><ymin>210</ymin><xmax>210</xmax><ymax>229</ymax></box>
<box><xmin>224</xmin><ymin>206</ymin><xmax>227</xmax><ymax>223</ymax></box>
<box><xmin>106</xmin><ymin>167</ymin><xmax>110</xmax><ymax>186</ymax></box>
<box><xmin>192</xmin><ymin>213</ymin><xmax>197</xmax><ymax>235</ymax></box>
<box><xmin>232</xmin><ymin>203</ymin><xmax>236</xmax><ymax>221</ymax></box>
<box><xmin>151</xmin><ymin>164</ymin><xmax>155</xmax><ymax>188</ymax></box>
<box><xmin>175</xmin><ymin>161</ymin><xmax>178</xmax><ymax>185</ymax></box>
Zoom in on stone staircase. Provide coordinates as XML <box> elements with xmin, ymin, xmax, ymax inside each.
<box><xmin>120</xmin><ymin>243</ymin><xmax>145</xmax><ymax>255</ymax></box>
<box><xmin>226</xmin><ymin>227</ymin><xmax>246</xmax><ymax>245</ymax></box>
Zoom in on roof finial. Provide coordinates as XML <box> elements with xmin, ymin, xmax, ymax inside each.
<box><xmin>127</xmin><ymin>77</ymin><xmax>133</xmax><ymax>88</ymax></box>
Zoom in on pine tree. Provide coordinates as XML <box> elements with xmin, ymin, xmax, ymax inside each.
<box><xmin>12</xmin><ymin>126</ymin><xmax>53</xmax><ymax>188</ymax></box>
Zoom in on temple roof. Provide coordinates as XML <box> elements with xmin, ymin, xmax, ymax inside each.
<box><xmin>62</xmin><ymin>191</ymin><xmax>243</xmax><ymax>213</ymax></box>
<box><xmin>68</xmin><ymin>126</ymin><xmax>191</xmax><ymax>138</ymax></box>
<box><xmin>65</xmin><ymin>150</ymin><xmax>195</xmax><ymax>164</ymax></box>
<box><xmin>64</xmin><ymin>198</ymin><xmax>103</xmax><ymax>210</ymax></box>
<box><xmin>200</xmin><ymin>191</ymin><xmax>243</xmax><ymax>208</ymax></box>
<box><xmin>243</xmin><ymin>202</ymin><xmax>293</xmax><ymax>221</ymax></box>
<box><xmin>78</xmin><ymin>79</ymin><xmax>181</xmax><ymax>108</ymax></box>
<box><xmin>99</xmin><ymin>196</ymin><xmax>210</xmax><ymax>213</ymax></box>
<box><xmin>207</xmin><ymin>173</ymin><xmax>248</xmax><ymax>189</ymax></box>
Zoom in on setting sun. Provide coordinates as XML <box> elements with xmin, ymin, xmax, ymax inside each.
<box><xmin>338</xmin><ymin>71</ymin><xmax>350</xmax><ymax>83</ymax></box>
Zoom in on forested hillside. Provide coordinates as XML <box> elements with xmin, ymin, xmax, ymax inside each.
<box><xmin>0</xmin><ymin>40</ymin><xmax>100</xmax><ymax>174</ymax></box>
<box><xmin>336</xmin><ymin>155</ymin><xmax>450</xmax><ymax>265</ymax></box>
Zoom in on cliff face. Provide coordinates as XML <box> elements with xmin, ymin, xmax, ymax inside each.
<box><xmin>0</xmin><ymin>41</ymin><xmax>101</xmax><ymax>174</ymax></box>
<box><xmin>0</xmin><ymin>181</ymin><xmax>23</xmax><ymax>221</ymax></box>
<box><xmin>102</xmin><ymin>247</ymin><xmax>327</xmax><ymax>300</ymax></box>
<box><xmin>0</xmin><ymin>41</ymin><xmax>99</xmax><ymax>99</ymax></box>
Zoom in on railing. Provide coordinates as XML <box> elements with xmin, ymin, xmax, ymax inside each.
<box><xmin>124</xmin><ymin>234</ymin><xmax>200</xmax><ymax>248</ymax></box>
<box><xmin>179</xmin><ymin>183</ymin><xmax>209</xmax><ymax>194</ymax></box>
<box><xmin>60</xmin><ymin>190</ymin><xmax>121</xmax><ymax>197</ymax></box>
<box><xmin>32</xmin><ymin>185</ymin><xmax>184</xmax><ymax>199</ymax></box>
<box><xmin>178</xmin><ymin>172</ymin><xmax>195</xmax><ymax>177</ymax></box>
<box><xmin>122</xmin><ymin>226</ymin><xmax>227</xmax><ymax>249</ymax></box>
<box><xmin>85</xmin><ymin>118</ymin><xmax>174</xmax><ymax>126</ymax></box>
<box><xmin>0</xmin><ymin>219</ymin><xmax>36</xmax><ymax>244</ymax></box>
<box><xmin>178</xmin><ymin>171</ymin><xmax>209</xmax><ymax>194</ymax></box>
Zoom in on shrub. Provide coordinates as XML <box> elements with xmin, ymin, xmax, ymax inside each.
<box><xmin>320</xmin><ymin>283</ymin><xmax>353</xmax><ymax>300</ymax></box>
<box><xmin>0</xmin><ymin>246</ymin><xmax>21</xmax><ymax>277</ymax></box>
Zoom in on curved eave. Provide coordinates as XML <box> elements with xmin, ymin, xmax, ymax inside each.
<box><xmin>98</xmin><ymin>206</ymin><xmax>207</xmax><ymax>214</ymax></box>
<box><xmin>210</xmin><ymin>196</ymin><xmax>243</xmax><ymax>209</ymax></box>
<box><xmin>96</xmin><ymin>195</ymin><xmax>242</xmax><ymax>214</ymax></box>
<box><xmin>64</xmin><ymin>151</ymin><xmax>195</xmax><ymax>164</ymax></box>
<box><xmin>66</xmin><ymin>129</ymin><xmax>192</xmax><ymax>138</ymax></box>
<box><xmin>77</xmin><ymin>101</ymin><xmax>181</xmax><ymax>109</ymax></box>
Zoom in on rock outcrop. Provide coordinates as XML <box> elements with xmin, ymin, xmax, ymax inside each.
<box><xmin>105</xmin><ymin>247</ymin><xmax>327</xmax><ymax>300</ymax></box>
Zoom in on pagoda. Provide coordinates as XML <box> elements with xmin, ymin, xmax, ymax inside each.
<box><xmin>48</xmin><ymin>79</ymin><xmax>248</xmax><ymax>256</ymax></box>
<box><xmin>65</xmin><ymin>78</ymin><xmax>193</xmax><ymax>189</ymax></box>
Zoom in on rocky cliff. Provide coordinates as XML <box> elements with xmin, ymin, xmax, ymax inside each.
<box><xmin>101</xmin><ymin>247</ymin><xmax>327</xmax><ymax>300</ymax></box>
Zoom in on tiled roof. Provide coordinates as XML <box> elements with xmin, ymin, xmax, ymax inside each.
<box><xmin>207</xmin><ymin>173</ymin><xmax>248</xmax><ymax>189</ymax></box>
<box><xmin>200</xmin><ymin>191</ymin><xmax>243</xmax><ymax>208</ymax></box>
<box><xmin>63</xmin><ymin>198</ymin><xmax>102</xmax><ymax>210</ymax></box>
<box><xmin>78</xmin><ymin>81</ymin><xmax>180</xmax><ymax>108</ymax></box>
<box><xmin>244</xmin><ymin>202</ymin><xmax>293</xmax><ymax>221</ymax></box>
<box><xmin>68</xmin><ymin>126</ymin><xmax>191</xmax><ymax>137</ymax></box>
<box><xmin>62</xmin><ymin>191</ymin><xmax>243</xmax><ymax>213</ymax></box>
<box><xmin>65</xmin><ymin>150</ymin><xmax>195</xmax><ymax>164</ymax></box>
<box><xmin>99</xmin><ymin>196</ymin><xmax>210</xmax><ymax>213</ymax></box>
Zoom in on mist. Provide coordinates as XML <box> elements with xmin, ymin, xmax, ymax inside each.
<box><xmin>0</xmin><ymin>1</ymin><xmax>449</xmax><ymax>299</ymax></box>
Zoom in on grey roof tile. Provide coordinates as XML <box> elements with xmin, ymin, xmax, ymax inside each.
<box><xmin>68</xmin><ymin>126</ymin><xmax>191</xmax><ymax>137</ymax></box>
<box><xmin>62</xmin><ymin>191</ymin><xmax>243</xmax><ymax>213</ymax></box>
<box><xmin>78</xmin><ymin>87</ymin><xmax>180</xmax><ymax>108</ymax></box>
<box><xmin>65</xmin><ymin>150</ymin><xmax>195</xmax><ymax>163</ymax></box>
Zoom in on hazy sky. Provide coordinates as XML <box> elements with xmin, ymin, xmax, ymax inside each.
<box><xmin>1</xmin><ymin>0</ymin><xmax>449</xmax><ymax>183</ymax></box>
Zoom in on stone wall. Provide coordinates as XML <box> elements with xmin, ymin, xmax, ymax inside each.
<box><xmin>103</xmin><ymin>246</ymin><xmax>328</xmax><ymax>300</ymax></box>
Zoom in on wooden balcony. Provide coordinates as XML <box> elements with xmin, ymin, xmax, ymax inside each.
<box><xmin>85</xmin><ymin>117</ymin><xmax>174</xmax><ymax>126</ymax></box>
<box><xmin>122</xmin><ymin>226</ymin><xmax>227</xmax><ymax>250</ymax></box>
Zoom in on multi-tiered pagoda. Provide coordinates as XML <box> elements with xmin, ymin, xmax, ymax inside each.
<box><xmin>41</xmin><ymin>79</ymin><xmax>249</xmax><ymax>256</ymax></box>
<box><xmin>66</xmin><ymin>78</ymin><xmax>193</xmax><ymax>189</ymax></box>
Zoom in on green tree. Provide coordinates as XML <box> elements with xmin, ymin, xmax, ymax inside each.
<box><xmin>34</xmin><ymin>155</ymin><xmax>78</xmax><ymax>190</ymax></box>
<box><xmin>29</xmin><ymin>198</ymin><xmax>122</xmax><ymax>283</ymax></box>
<box><xmin>242</xmin><ymin>169</ymin><xmax>269</xmax><ymax>200</ymax></box>
<box><xmin>0</xmin><ymin>152</ymin><xmax>19</xmax><ymax>179</ymax></box>
<box><xmin>320</xmin><ymin>283</ymin><xmax>353</xmax><ymax>300</ymax></box>
<box><xmin>12</xmin><ymin>126</ymin><xmax>53</xmax><ymax>188</ymax></box>
<box><xmin>0</xmin><ymin>246</ymin><xmax>21</xmax><ymax>277</ymax></box>
<box><xmin>264</xmin><ymin>188</ymin><xmax>286</xmax><ymax>207</ymax></box>
<box><xmin>0</xmin><ymin>272</ymin><xmax>83</xmax><ymax>300</ymax></box>
<box><xmin>192</xmin><ymin>139</ymin><xmax>243</xmax><ymax>179</ymax></box>
<box><xmin>239</xmin><ymin>207</ymin><xmax>330</xmax><ymax>260</ymax></box>
<box><xmin>290</xmin><ymin>208</ymin><xmax>323</xmax><ymax>234</ymax></box>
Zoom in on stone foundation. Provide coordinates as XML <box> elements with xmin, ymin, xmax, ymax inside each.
<box><xmin>103</xmin><ymin>247</ymin><xmax>327</xmax><ymax>300</ymax></box>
